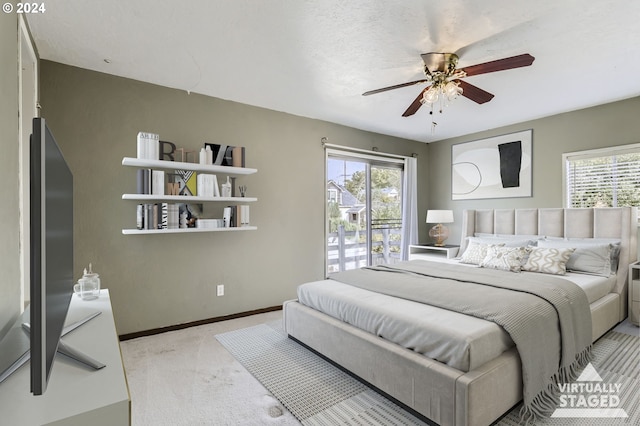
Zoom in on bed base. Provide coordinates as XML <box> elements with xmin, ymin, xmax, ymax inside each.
<box><xmin>284</xmin><ymin>296</ymin><xmax>622</xmax><ymax>426</ymax></box>
<box><xmin>284</xmin><ymin>300</ymin><xmax>522</xmax><ymax>426</ymax></box>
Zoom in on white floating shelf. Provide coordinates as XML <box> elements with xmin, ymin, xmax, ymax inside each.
<box><xmin>122</xmin><ymin>226</ymin><xmax>257</xmax><ymax>235</ymax></box>
<box><xmin>122</xmin><ymin>194</ymin><xmax>257</xmax><ymax>202</ymax></box>
<box><xmin>122</xmin><ymin>157</ymin><xmax>257</xmax><ymax>175</ymax></box>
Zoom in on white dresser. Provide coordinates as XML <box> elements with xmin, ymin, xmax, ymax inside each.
<box><xmin>0</xmin><ymin>289</ymin><xmax>130</xmax><ymax>425</ymax></box>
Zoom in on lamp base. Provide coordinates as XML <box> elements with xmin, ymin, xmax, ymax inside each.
<box><xmin>429</xmin><ymin>223</ymin><xmax>449</xmax><ymax>247</ymax></box>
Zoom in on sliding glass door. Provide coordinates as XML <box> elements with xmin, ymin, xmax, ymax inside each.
<box><xmin>326</xmin><ymin>150</ymin><xmax>404</xmax><ymax>274</ymax></box>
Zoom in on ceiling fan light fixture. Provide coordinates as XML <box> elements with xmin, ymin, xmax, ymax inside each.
<box><xmin>421</xmin><ymin>87</ymin><xmax>440</xmax><ymax>104</ymax></box>
<box><xmin>444</xmin><ymin>81</ymin><xmax>463</xmax><ymax>100</ymax></box>
<box><xmin>420</xmin><ymin>80</ymin><xmax>462</xmax><ymax>106</ymax></box>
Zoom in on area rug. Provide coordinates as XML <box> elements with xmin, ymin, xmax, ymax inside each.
<box><xmin>216</xmin><ymin>323</ymin><xmax>639</xmax><ymax>425</ymax></box>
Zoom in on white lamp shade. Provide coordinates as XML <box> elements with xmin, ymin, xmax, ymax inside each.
<box><xmin>426</xmin><ymin>210</ymin><xmax>454</xmax><ymax>224</ymax></box>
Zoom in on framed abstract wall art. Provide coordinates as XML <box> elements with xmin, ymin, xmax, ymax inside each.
<box><xmin>451</xmin><ymin>130</ymin><xmax>532</xmax><ymax>200</ymax></box>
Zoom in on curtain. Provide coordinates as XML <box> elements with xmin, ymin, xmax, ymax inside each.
<box><xmin>400</xmin><ymin>156</ymin><xmax>418</xmax><ymax>260</ymax></box>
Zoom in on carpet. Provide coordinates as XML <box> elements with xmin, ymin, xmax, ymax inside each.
<box><xmin>216</xmin><ymin>323</ymin><xmax>639</xmax><ymax>426</ymax></box>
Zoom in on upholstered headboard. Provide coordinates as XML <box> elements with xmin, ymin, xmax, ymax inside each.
<box><xmin>459</xmin><ymin>208</ymin><xmax>638</xmax><ymax>322</ymax></box>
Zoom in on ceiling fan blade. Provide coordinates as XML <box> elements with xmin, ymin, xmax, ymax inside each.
<box><xmin>460</xmin><ymin>53</ymin><xmax>535</xmax><ymax>77</ymax></box>
<box><xmin>402</xmin><ymin>90</ymin><xmax>427</xmax><ymax>117</ymax></box>
<box><xmin>362</xmin><ymin>79</ymin><xmax>429</xmax><ymax>96</ymax></box>
<box><xmin>456</xmin><ymin>80</ymin><xmax>494</xmax><ymax>104</ymax></box>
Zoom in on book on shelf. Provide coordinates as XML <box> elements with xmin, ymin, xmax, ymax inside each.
<box><xmin>152</xmin><ymin>170</ymin><xmax>165</xmax><ymax>196</ymax></box>
<box><xmin>161</xmin><ymin>203</ymin><xmax>179</xmax><ymax>229</ymax></box>
<box><xmin>137</xmin><ymin>132</ymin><xmax>159</xmax><ymax>160</ymax></box>
<box><xmin>223</xmin><ymin>207</ymin><xmax>232</xmax><ymax>228</ymax></box>
<box><xmin>136</xmin><ymin>169</ymin><xmax>165</xmax><ymax>195</ymax></box>
<box><xmin>225</xmin><ymin>205</ymin><xmax>251</xmax><ymax>228</ymax></box>
<box><xmin>196</xmin><ymin>173</ymin><xmax>219</xmax><ymax>198</ymax></box>
<box><xmin>137</xmin><ymin>203</ymin><xmax>179</xmax><ymax>230</ymax></box>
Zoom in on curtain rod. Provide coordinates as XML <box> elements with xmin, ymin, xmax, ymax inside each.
<box><xmin>321</xmin><ymin>139</ymin><xmax>417</xmax><ymax>159</ymax></box>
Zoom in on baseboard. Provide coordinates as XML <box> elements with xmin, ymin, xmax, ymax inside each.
<box><xmin>118</xmin><ymin>305</ymin><xmax>282</xmax><ymax>341</ymax></box>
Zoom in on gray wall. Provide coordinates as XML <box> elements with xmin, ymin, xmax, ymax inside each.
<box><xmin>39</xmin><ymin>61</ymin><xmax>430</xmax><ymax>335</ymax></box>
<box><xmin>0</xmin><ymin>4</ymin><xmax>21</xmax><ymax>338</ymax></box>
<box><xmin>426</xmin><ymin>96</ymin><xmax>640</xmax><ymax>246</ymax></box>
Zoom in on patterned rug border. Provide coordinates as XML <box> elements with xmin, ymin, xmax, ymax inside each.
<box><xmin>216</xmin><ymin>326</ymin><xmax>639</xmax><ymax>425</ymax></box>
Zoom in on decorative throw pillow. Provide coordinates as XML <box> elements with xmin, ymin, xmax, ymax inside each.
<box><xmin>521</xmin><ymin>247</ymin><xmax>575</xmax><ymax>275</ymax></box>
<box><xmin>541</xmin><ymin>238</ymin><xmax>621</xmax><ymax>277</ymax></box>
<box><xmin>460</xmin><ymin>241</ymin><xmax>504</xmax><ymax>265</ymax></box>
<box><xmin>538</xmin><ymin>240</ymin><xmax>612</xmax><ymax>277</ymax></box>
<box><xmin>480</xmin><ymin>245</ymin><xmax>527</xmax><ymax>272</ymax></box>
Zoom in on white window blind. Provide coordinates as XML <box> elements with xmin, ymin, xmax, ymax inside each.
<box><xmin>564</xmin><ymin>144</ymin><xmax>640</xmax><ymax>208</ymax></box>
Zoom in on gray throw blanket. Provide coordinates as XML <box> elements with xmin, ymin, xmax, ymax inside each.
<box><xmin>330</xmin><ymin>260</ymin><xmax>592</xmax><ymax>421</ymax></box>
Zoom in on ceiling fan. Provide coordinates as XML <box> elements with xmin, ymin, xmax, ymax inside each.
<box><xmin>362</xmin><ymin>53</ymin><xmax>535</xmax><ymax>117</ymax></box>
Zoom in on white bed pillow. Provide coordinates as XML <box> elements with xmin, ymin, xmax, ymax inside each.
<box><xmin>477</xmin><ymin>233</ymin><xmax>544</xmax><ymax>242</ymax></box>
<box><xmin>521</xmin><ymin>247</ymin><xmax>575</xmax><ymax>275</ymax></box>
<box><xmin>538</xmin><ymin>240</ymin><xmax>613</xmax><ymax>277</ymax></box>
<box><xmin>460</xmin><ymin>241</ymin><xmax>504</xmax><ymax>265</ymax></box>
<box><xmin>469</xmin><ymin>235</ymin><xmax>538</xmax><ymax>247</ymax></box>
<box><xmin>481</xmin><ymin>245</ymin><xmax>527</xmax><ymax>273</ymax></box>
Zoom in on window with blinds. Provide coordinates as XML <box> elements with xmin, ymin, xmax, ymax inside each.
<box><xmin>563</xmin><ymin>144</ymin><xmax>640</xmax><ymax>208</ymax></box>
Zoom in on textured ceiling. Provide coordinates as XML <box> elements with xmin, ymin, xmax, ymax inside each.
<box><xmin>26</xmin><ymin>0</ymin><xmax>640</xmax><ymax>142</ymax></box>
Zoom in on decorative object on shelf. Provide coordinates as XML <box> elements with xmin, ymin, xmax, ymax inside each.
<box><xmin>426</xmin><ymin>209</ymin><xmax>454</xmax><ymax>246</ymax></box>
<box><xmin>239</xmin><ymin>185</ymin><xmax>247</xmax><ymax>197</ymax></box>
<box><xmin>452</xmin><ymin>129</ymin><xmax>532</xmax><ymax>200</ymax></box>
<box><xmin>221</xmin><ymin>176</ymin><xmax>232</xmax><ymax>198</ymax></box>
<box><xmin>199</xmin><ymin>146</ymin><xmax>215</xmax><ymax>165</ymax></box>
<box><xmin>137</xmin><ymin>132</ymin><xmax>159</xmax><ymax>160</ymax></box>
<box><xmin>74</xmin><ymin>264</ymin><xmax>100</xmax><ymax>301</ymax></box>
<box><xmin>175</xmin><ymin>148</ymin><xmax>198</xmax><ymax>163</ymax></box>
<box><xmin>179</xmin><ymin>203</ymin><xmax>200</xmax><ymax>228</ymax></box>
<box><xmin>206</xmin><ymin>145</ymin><xmax>213</xmax><ymax>164</ymax></box>
<box><xmin>205</xmin><ymin>143</ymin><xmax>245</xmax><ymax>167</ymax></box>
<box><xmin>174</xmin><ymin>170</ymin><xmax>197</xmax><ymax>196</ymax></box>
<box><xmin>159</xmin><ymin>140</ymin><xmax>177</xmax><ymax>161</ymax></box>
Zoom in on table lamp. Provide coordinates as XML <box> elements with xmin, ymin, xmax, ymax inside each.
<box><xmin>426</xmin><ymin>210</ymin><xmax>454</xmax><ymax>246</ymax></box>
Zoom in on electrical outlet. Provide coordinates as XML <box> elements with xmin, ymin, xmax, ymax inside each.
<box><xmin>216</xmin><ymin>284</ymin><xmax>224</xmax><ymax>297</ymax></box>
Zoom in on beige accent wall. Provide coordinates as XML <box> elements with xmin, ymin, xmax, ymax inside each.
<box><xmin>39</xmin><ymin>61</ymin><xmax>430</xmax><ymax>335</ymax></box>
<box><xmin>0</xmin><ymin>3</ymin><xmax>21</xmax><ymax>338</ymax></box>
<box><xmin>426</xmin><ymin>96</ymin><xmax>640</xmax><ymax>247</ymax></box>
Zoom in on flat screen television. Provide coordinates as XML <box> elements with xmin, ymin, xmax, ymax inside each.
<box><xmin>29</xmin><ymin>117</ymin><xmax>75</xmax><ymax>395</ymax></box>
<box><xmin>0</xmin><ymin>118</ymin><xmax>103</xmax><ymax>394</ymax></box>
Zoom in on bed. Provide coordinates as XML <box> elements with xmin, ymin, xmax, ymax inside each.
<box><xmin>283</xmin><ymin>208</ymin><xmax>638</xmax><ymax>426</ymax></box>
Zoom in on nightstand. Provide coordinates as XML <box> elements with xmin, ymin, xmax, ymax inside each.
<box><xmin>629</xmin><ymin>262</ymin><xmax>640</xmax><ymax>326</ymax></box>
<box><xmin>409</xmin><ymin>244</ymin><xmax>459</xmax><ymax>261</ymax></box>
